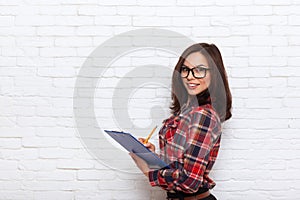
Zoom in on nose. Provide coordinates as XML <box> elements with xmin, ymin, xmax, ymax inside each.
<box><xmin>186</xmin><ymin>70</ymin><xmax>195</xmax><ymax>80</ymax></box>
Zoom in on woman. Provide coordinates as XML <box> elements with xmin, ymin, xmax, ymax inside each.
<box><xmin>131</xmin><ymin>43</ymin><xmax>232</xmax><ymax>200</ymax></box>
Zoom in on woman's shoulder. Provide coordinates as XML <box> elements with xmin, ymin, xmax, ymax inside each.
<box><xmin>189</xmin><ymin>104</ymin><xmax>220</xmax><ymax>123</ymax></box>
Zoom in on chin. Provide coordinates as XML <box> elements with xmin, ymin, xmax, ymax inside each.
<box><xmin>187</xmin><ymin>90</ymin><xmax>202</xmax><ymax>96</ymax></box>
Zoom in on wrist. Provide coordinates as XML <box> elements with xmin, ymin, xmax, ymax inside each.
<box><xmin>144</xmin><ymin>171</ymin><xmax>149</xmax><ymax>177</ymax></box>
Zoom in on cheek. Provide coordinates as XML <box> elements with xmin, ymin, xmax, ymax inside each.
<box><xmin>200</xmin><ymin>76</ymin><xmax>211</xmax><ymax>87</ymax></box>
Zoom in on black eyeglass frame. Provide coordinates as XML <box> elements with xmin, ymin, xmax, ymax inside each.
<box><xmin>180</xmin><ymin>65</ymin><xmax>211</xmax><ymax>79</ymax></box>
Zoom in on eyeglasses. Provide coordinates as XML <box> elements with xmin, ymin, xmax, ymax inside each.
<box><xmin>180</xmin><ymin>65</ymin><xmax>210</xmax><ymax>79</ymax></box>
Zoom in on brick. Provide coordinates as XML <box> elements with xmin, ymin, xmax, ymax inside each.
<box><xmin>249</xmin><ymin>56</ymin><xmax>287</xmax><ymax>66</ymax></box>
<box><xmin>55</xmin><ymin>16</ymin><xmax>94</xmax><ymax>26</ymax></box>
<box><xmin>0</xmin><ymin>6</ymin><xmax>18</xmax><ymax>15</ymax></box>
<box><xmin>231</xmin><ymin>25</ymin><xmax>270</xmax><ymax>35</ymax></box>
<box><xmin>39</xmin><ymin>148</ymin><xmax>77</xmax><ymax>159</ymax></box>
<box><xmin>211</xmin><ymin>16</ymin><xmax>250</xmax><ymax>26</ymax></box>
<box><xmin>274</xmin><ymin>46</ymin><xmax>300</xmax><ymax>56</ymax></box>
<box><xmin>195</xmin><ymin>6</ymin><xmax>233</xmax><ymax>16</ymax></box>
<box><xmin>157</xmin><ymin>7</ymin><xmax>195</xmax><ymax>16</ymax></box>
<box><xmin>95</xmin><ymin>16</ymin><xmax>131</xmax><ymax>26</ymax></box>
<box><xmin>22</xmin><ymin>137</ymin><xmax>58</xmax><ymax>148</ymax></box>
<box><xmin>216</xmin><ymin>0</ymin><xmax>252</xmax><ymax>5</ymax></box>
<box><xmin>79</xmin><ymin>5</ymin><xmax>117</xmax><ymax>15</ymax></box>
<box><xmin>17</xmin><ymin>117</ymin><xmax>56</xmax><ymax>127</ymax></box>
<box><xmin>136</xmin><ymin>0</ymin><xmax>176</xmax><ymax>6</ymax></box>
<box><xmin>250</xmin><ymin>16</ymin><xmax>288</xmax><ymax>25</ymax></box>
<box><xmin>37</xmin><ymin>67</ymin><xmax>76</xmax><ymax>77</ymax></box>
<box><xmin>113</xmin><ymin>190</ymin><xmax>151</xmax><ymax>200</ymax></box>
<box><xmin>213</xmin><ymin>37</ymin><xmax>248</xmax><ymax>47</ymax></box>
<box><xmin>39</xmin><ymin>5</ymin><xmax>77</xmax><ymax>15</ymax></box>
<box><xmin>77</xmin><ymin>169</ymin><xmax>115</xmax><ymax>180</ymax></box>
<box><xmin>254</xmin><ymin>0</ymin><xmax>292</xmax><ymax>5</ymax></box>
<box><xmin>288</xmin><ymin>77</ymin><xmax>300</xmax><ymax>87</ymax></box>
<box><xmin>117</xmin><ymin>6</ymin><xmax>155</xmax><ymax>16</ymax></box>
<box><xmin>56</xmin><ymin>159</ymin><xmax>94</xmax><ymax>169</ymax></box>
<box><xmin>16</xmin><ymin>36</ymin><xmax>54</xmax><ymax>47</ymax></box>
<box><xmin>228</xmin><ymin>119</ymin><xmax>289</xmax><ymax>129</ymax></box>
<box><xmin>34</xmin><ymin>191</ymin><xmax>73</xmax><ymax>200</ymax></box>
<box><xmin>271</xmin><ymin>25</ymin><xmax>300</xmax><ymax>36</ymax></box>
<box><xmin>0</xmin><ymin>16</ymin><xmax>14</xmax><ymax>26</ymax></box>
<box><xmin>0</xmin><ymin>57</ymin><xmax>16</xmax><ymax>67</ymax></box>
<box><xmin>15</xmin><ymin>15</ymin><xmax>55</xmax><ymax>26</ymax></box>
<box><xmin>249</xmin><ymin>36</ymin><xmax>288</xmax><ymax>46</ymax></box>
<box><xmin>0</xmin><ymin>170</ymin><xmax>20</xmax><ymax>180</ymax></box>
<box><xmin>245</xmin><ymin>98</ymin><xmax>283</xmax><ymax>109</ymax></box>
<box><xmin>235</xmin><ymin>6</ymin><xmax>272</xmax><ymax>16</ymax></box>
<box><xmin>36</xmin><ymin>170</ymin><xmax>75</xmax><ymax>181</ymax></box>
<box><xmin>192</xmin><ymin>27</ymin><xmax>231</xmax><ymax>37</ymax></box>
<box><xmin>76</xmin><ymin>26</ymin><xmax>114</xmax><ymax>36</ymax></box>
<box><xmin>270</xmin><ymin>67</ymin><xmax>300</xmax><ymax>77</ymax></box>
<box><xmin>289</xmin><ymin>36</ymin><xmax>300</xmax><ymax>45</ymax></box>
<box><xmin>75</xmin><ymin>191</ymin><xmax>112</xmax><ymax>200</ymax></box>
<box><xmin>288</xmin><ymin>57</ymin><xmax>300</xmax><ymax>66</ymax></box>
<box><xmin>22</xmin><ymin>180</ymin><xmax>76</xmax><ymax>191</ymax></box>
<box><xmin>234</xmin><ymin>46</ymin><xmax>272</xmax><ymax>57</ymax></box>
<box><xmin>99</xmin><ymin>180</ymin><xmax>135</xmax><ymax>190</ymax></box>
<box><xmin>98</xmin><ymin>0</ymin><xmax>136</xmax><ymax>5</ymax></box>
<box><xmin>273</xmin><ymin>5</ymin><xmax>300</xmax><ymax>15</ymax></box>
<box><xmin>37</xmin><ymin>26</ymin><xmax>76</xmax><ymax>36</ymax></box>
<box><xmin>0</xmin><ymin>160</ymin><xmax>18</xmax><ymax>170</ymax></box>
<box><xmin>289</xmin><ymin>15</ymin><xmax>300</xmax><ymax>25</ymax></box>
<box><xmin>172</xmin><ymin>17</ymin><xmax>210</xmax><ymax>27</ymax></box>
<box><xmin>231</xmin><ymin>67</ymin><xmax>269</xmax><ymax>78</ymax></box>
<box><xmin>55</xmin><ymin>37</ymin><xmax>92</xmax><ymax>47</ymax></box>
<box><xmin>61</xmin><ymin>0</ymin><xmax>98</xmax><ymax>4</ymax></box>
<box><xmin>0</xmin><ymin>117</ymin><xmax>16</xmax><ymax>127</ymax></box>
<box><xmin>14</xmin><ymin>77</ymin><xmax>52</xmax><ymax>87</ymax></box>
<box><xmin>177</xmin><ymin>0</ymin><xmax>215</xmax><ymax>6</ymax></box>
<box><xmin>133</xmin><ymin>16</ymin><xmax>172</xmax><ymax>26</ymax></box>
<box><xmin>253</xmin><ymin>181</ymin><xmax>289</xmax><ymax>191</ymax></box>
<box><xmin>0</xmin><ymin>138</ymin><xmax>21</xmax><ymax>149</ymax></box>
<box><xmin>0</xmin><ymin>127</ymin><xmax>35</xmax><ymax>138</ymax></box>
<box><xmin>40</xmin><ymin>47</ymin><xmax>77</xmax><ymax>57</ymax></box>
<box><xmin>0</xmin><ymin>26</ymin><xmax>35</xmax><ymax>36</ymax></box>
<box><xmin>19</xmin><ymin>160</ymin><xmax>56</xmax><ymax>171</ymax></box>
<box><xmin>249</xmin><ymin>77</ymin><xmax>287</xmax><ymax>88</ymax></box>
<box><xmin>0</xmin><ymin>181</ymin><xmax>23</xmax><ymax>191</ymax></box>
<box><xmin>36</xmin><ymin>127</ymin><xmax>75</xmax><ymax>137</ymax></box>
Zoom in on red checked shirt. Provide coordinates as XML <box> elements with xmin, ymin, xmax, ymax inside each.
<box><xmin>148</xmin><ymin>103</ymin><xmax>222</xmax><ymax>193</ymax></box>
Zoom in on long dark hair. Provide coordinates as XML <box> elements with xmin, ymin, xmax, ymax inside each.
<box><xmin>170</xmin><ymin>43</ymin><xmax>232</xmax><ymax>122</ymax></box>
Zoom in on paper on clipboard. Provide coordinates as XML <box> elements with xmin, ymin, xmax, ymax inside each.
<box><xmin>104</xmin><ymin>130</ymin><xmax>169</xmax><ymax>169</ymax></box>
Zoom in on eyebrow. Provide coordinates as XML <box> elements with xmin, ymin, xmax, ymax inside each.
<box><xmin>183</xmin><ymin>64</ymin><xmax>209</xmax><ymax>69</ymax></box>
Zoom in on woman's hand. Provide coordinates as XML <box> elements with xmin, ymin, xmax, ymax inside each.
<box><xmin>138</xmin><ymin>138</ymin><xmax>156</xmax><ymax>153</ymax></box>
<box><xmin>130</xmin><ymin>153</ymin><xmax>150</xmax><ymax>177</ymax></box>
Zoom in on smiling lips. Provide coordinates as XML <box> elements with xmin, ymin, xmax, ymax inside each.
<box><xmin>186</xmin><ymin>82</ymin><xmax>200</xmax><ymax>89</ymax></box>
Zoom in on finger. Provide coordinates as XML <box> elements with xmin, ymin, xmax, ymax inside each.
<box><xmin>144</xmin><ymin>142</ymin><xmax>151</xmax><ymax>148</ymax></box>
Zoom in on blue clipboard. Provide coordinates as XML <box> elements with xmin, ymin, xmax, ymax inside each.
<box><xmin>104</xmin><ymin>130</ymin><xmax>169</xmax><ymax>169</ymax></box>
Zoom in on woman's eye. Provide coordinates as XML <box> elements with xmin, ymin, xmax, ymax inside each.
<box><xmin>195</xmin><ymin>67</ymin><xmax>205</xmax><ymax>72</ymax></box>
<box><xmin>182</xmin><ymin>67</ymin><xmax>189</xmax><ymax>72</ymax></box>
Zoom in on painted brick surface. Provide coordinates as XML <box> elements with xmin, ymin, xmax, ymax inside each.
<box><xmin>0</xmin><ymin>1</ymin><xmax>299</xmax><ymax>200</ymax></box>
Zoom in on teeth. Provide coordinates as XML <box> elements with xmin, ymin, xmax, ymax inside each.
<box><xmin>188</xmin><ymin>83</ymin><xmax>198</xmax><ymax>87</ymax></box>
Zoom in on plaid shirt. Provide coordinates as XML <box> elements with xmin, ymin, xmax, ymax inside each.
<box><xmin>148</xmin><ymin>103</ymin><xmax>222</xmax><ymax>193</ymax></box>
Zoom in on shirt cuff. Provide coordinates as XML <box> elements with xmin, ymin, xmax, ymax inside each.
<box><xmin>148</xmin><ymin>168</ymin><xmax>178</xmax><ymax>187</ymax></box>
<box><xmin>148</xmin><ymin>169</ymin><xmax>160</xmax><ymax>186</ymax></box>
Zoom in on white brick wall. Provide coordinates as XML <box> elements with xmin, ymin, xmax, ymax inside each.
<box><xmin>0</xmin><ymin>1</ymin><xmax>300</xmax><ymax>200</ymax></box>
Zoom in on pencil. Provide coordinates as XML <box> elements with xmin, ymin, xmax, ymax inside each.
<box><xmin>144</xmin><ymin>125</ymin><xmax>157</xmax><ymax>144</ymax></box>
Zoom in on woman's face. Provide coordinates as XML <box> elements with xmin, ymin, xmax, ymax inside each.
<box><xmin>181</xmin><ymin>52</ymin><xmax>211</xmax><ymax>96</ymax></box>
